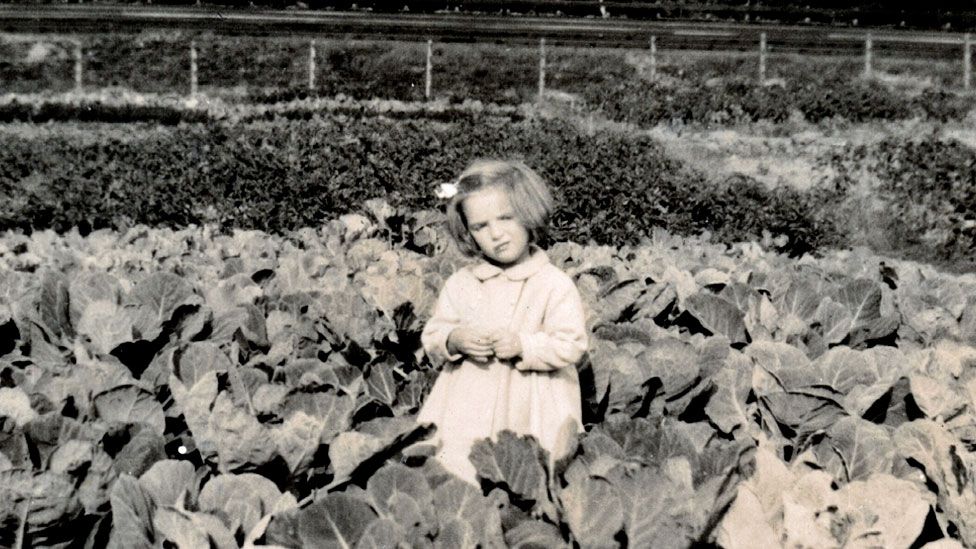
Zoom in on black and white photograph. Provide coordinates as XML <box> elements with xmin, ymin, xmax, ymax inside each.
<box><xmin>1</xmin><ymin>1</ymin><xmax>975</xmax><ymax>547</ymax></box>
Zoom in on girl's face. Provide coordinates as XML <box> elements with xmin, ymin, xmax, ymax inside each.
<box><xmin>462</xmin><ymin>186</ymin><xmax>530</xmax><ymax>266</ymax></box>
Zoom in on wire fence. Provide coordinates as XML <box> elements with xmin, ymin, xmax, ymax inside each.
<box><xmin>1</xmin><ymin>30</ymin><xmax>974</xmax><ymax>102</ymax></box>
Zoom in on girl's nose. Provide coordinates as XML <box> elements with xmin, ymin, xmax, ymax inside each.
<box><xmin>488</xmin><ymin>222</ymin><xmax>504</xmax><ymax>239</ymax></box>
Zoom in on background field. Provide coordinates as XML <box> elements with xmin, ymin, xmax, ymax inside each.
<box><xmin>2</xmin><ymin>31</ymin><xmax>975</xmax><ymax>269</ymax></box>
<box><xmin>2</xmin><ymin>33</ymin><xmax>973</xmax><ymax>108</ymax></box>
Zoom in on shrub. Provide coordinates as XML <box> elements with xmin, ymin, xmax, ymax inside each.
<box><xmin>819</xmin><ymin>135</ymin><xmax>976</xmax><ymax>263</ymax></box>
<box><xmin>872</xmin><ymin>136</ymin><xmax>976</xmax><ymax>259</ymax></box>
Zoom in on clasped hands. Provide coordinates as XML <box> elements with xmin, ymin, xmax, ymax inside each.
<box><xmin>447</xmin><ymin>325</ymin><xmax>521</xmax><ymax>362</ymax></box>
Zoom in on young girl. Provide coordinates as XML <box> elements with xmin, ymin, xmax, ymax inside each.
<box><xmin>418</xmin><ymin>159</ymin><xmax>588</xmax><ymax>486</ymax></box>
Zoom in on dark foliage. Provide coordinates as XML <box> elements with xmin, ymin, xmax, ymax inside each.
<box><xmin>0</xmin><ymin>116</ymin><xmax>841</xmax><ymax>256</ymax></box>
<box><xmin>822</xmin><ymin>134</ymin><xmax>976</xmax><ymax>262</ymax></box>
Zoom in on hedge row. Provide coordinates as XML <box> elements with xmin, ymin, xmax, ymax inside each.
<box><xmin>0</xmin><ymin>116</ymin><xmax>841</xmax><ymax>256</ymax></box>
<box><xmin>599</xmin><ymin>70</ymin><xmax>974</xmax><ymax>127</ymax></box>
<box><xmin>0</xmin><ymin>95</ymin><xmax>527</xmax><ymax>125</ymax></box>
<box><xmin>0</xmin><ymin>99</ymin><xmax>211</xmax><ymax>125</ymax></box>
<box><xmin>0</xmin><ymin>85</ymin><xmax>969</xmax><ymax>127</ymax></box>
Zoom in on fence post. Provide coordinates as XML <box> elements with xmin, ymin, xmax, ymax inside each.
<box><xmin>965</xmin><ymin>33</ymin><xmax>971</xmax><ymax>91</ymax></box>
<box><xmin>190</xmin><ymin>40</ymin><xmax>198</xmax><ymax>96</ymax></box>
<box><xmin>425</xmin><ymin>39</ymin><xmax>433</xmax><ymax>100</ymax></box>
<box><xmin>308</xmin><ymin>39</ymin><xmax>316</xmax><ymax>92</ymax></box>
<box><xmin>864</xmin><ymin>33</ymin><xmax>873</xmax><ymax>78</ymax></box>
<box><xmin>650</xmin><ymin>35</ymin><xmax>657</xmax><ymax>77</ymax></box>
<box><xmin>538</xmin><ymin>37</ymin><xmax>546</xmax><ymax>102</ymax></box>
<box><xmin>73</xmin><ymin>40</ymin><xmax>83</xmax><ymax>92</ymax></box>
<box><xmin>759</xmin><ymin>32</ymin><xmax>767</xmax><ymax>84</ymax></box>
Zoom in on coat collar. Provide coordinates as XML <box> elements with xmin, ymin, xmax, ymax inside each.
<box><xmin>470</xmin><ymin>247</ymin><xmax>549</xmax><ymax>281</ymax></box>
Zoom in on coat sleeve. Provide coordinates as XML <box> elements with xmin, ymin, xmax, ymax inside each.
<box><xmin>421</xmin><ymin>276</ymin><xmax>464</xmax><ymax>366</ymax></box>
<box><xmin>515</xmin><ymin>274</ymin><xmax>588</xmax><ymax>372</ymax></box>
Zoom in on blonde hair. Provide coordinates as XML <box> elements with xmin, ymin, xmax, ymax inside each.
<box><xmin>445</xmin><ymin>159</ymin><xmax>554</xmax><ymax>257</ymax></box>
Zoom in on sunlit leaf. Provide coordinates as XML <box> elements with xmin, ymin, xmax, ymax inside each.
<box><xmin>365</xmin><ymin>362</ymin><xmax>397</xmax><ymax>406</ymax></box>
<box><xmin>636</xmin><ymin>337</ymin><xmax>700</xmax><ymax>399</ymax></box>
<box><xmin>685</xmin><ymin>292</ymin><xmax>749</xmax><ymax>345</ymax></box>
<box><xmin>469</xmin><ymin>430</ymin><xmax>549</xmax><ymax>506</ymax></box>
<box><xmin>273</xmin><ymin>411</ymin><xmax>324</xmax><ymax>474</ymax></box>
<box><xmin>504</xmin><ymin>520</ymin><xmax>566</xmax><ymax>548</ymax></box>
<box><xmin>0</xmin><ymin>387</ymin><xmax>36</xmax><ymax>427</ymax></box>
<box><xmin>355</xmin><ymin>518</ymin><xmax>407</xmax><ymax>549</ymax></box>
<box><xmin>92</xmin><ymin>385</ymin><xmax>165</xmax><ymax>435</ymax></box>
<box><xmin>124</xmin><ymin>272</ymin><xmax>202</xmax><ymax>341</ymax></box>
<box><xmin>175</xmin><ymin>341</ymin><xmax>232</xmax><ymax>387</ymax></box>
<box><xmin>813</xmin><ymin>416</ymin><xmax>895</xmax><ymax>483</ymax></box>
<box><xmin>139</xmin><ymin>460</ymin><xmax>197</xmax><ymax>508</ymax></box>
<box><xmin>199</xmin><ymin>473</ymin><xmax>282</xmax><ymax>537</ymax></box>
<box><xmin>107</xmin><ymin>475</ymin><xmax>156</xmax><ymax>549</ymax></box>
<box><xmin>704</xmin><ymin>352</ymin><xmax>754</xmax><ymax>435</ymax></box>
<box><xmin>76</xmin><ymin>300</ymin><xmax>134</xmax><ymax>355</ymax></box>
<box><xmin>298</xmin><ymin>492</ymin><xmax>377</xmax><ymax>548</ymax></box>
<box><xmin>153</xmin><ymin>507</ymin><xmax>211</xmax><ymax>548</ymax></box>
<box><xmin>433</xmin><ymin>478</ymin><xmax>504</xmax><ymax>546</ymax></box>
<box><xmin>615</xmin><ymin>467</ymin><xmax>683</xmax><ymax>549</ymax></box>
<box><xmin>560</xmin><ymin>476</ymin><xmax>624</xmax><ymax>549</ymax></box>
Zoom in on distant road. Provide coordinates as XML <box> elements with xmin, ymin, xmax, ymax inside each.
<box><xmin>0</xmin><ymin>5</ymin><xmax>970</xmax><ymax>58</ymax></box>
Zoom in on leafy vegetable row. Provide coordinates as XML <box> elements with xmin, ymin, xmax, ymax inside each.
<box><xmin>1</xmin><ymin>201</ymin><xmax>975</xmax><ymax>547</ymax></box>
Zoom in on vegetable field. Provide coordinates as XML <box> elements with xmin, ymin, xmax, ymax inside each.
<box><xmin>2</xmin><ymin>20</ymin><xmax>976</xmax><ymax>549</ymax></box>
<box><xmin>2</xmin><ymin>200</ymin><xmax>976</xmax><ymax>547</ymax></box>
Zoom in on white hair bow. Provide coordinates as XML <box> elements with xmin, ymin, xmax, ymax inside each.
<box><xmin>435</xmin><ymin>182</ymin><xmax>458</xmax><ymax>199</ymax></box>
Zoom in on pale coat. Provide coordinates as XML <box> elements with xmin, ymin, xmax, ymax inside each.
<box><xmin>418</xmin><ymin>248</ymin><xmax>588</xmax><ymax>485</ymax></box>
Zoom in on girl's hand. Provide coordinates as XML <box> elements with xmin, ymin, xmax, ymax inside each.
<box><xmin>447</xmin><ymin>326</ymin><xmax>496</xmax><ymax>362</ymax></box>
<box><xmin>491</xmin><ymin>330</ymin><xmax>522</xmax><ymax>360</ymax></box>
